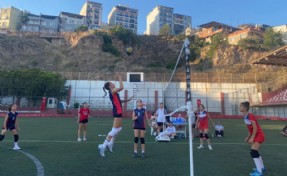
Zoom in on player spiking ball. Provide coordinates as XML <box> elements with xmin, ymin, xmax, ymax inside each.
<box><xmin>98</xmin><ymin>73</ymin><xmax>133</xmax><ymax>157</ymax></box>
<box><xmin>240</xmin><ymin>101</ymin><xmax>265</xmax><ymax>176</ymax></box>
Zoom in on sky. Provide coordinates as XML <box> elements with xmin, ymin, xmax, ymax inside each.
<box><xmin>0</xmin><ymin>0</ymin><xmax>286</xmax><ymax>34</ymax></box>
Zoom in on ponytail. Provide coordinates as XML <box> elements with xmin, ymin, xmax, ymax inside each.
<box><xmin>103</xmin><ymin>82</ymin><xmax>110</xmax><ymax>97</ymax></box>
<box><xmin>8</xmin><ymin>104</ymin><xmax>14</xmax><ymax>112</ymax></box>
<box><xmin>241</xmin><ymin>101</ymin><xmax>250</xmax><ymax>111</ymax></box>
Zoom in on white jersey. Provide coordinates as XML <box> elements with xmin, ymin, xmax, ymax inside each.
<box><xmin>166</xmin><ymin>126</ymin><xmax>176</xmax><ymax>134</ymax></box>
<box><xmin>156</xmin><ymin>108</ymin><xmax>166</xmax><ymax>123</ymax></box>
<box><xmin>215</xmin><ymin>124</ymin><xmax>224</xmax><ymax>131</ymax></box>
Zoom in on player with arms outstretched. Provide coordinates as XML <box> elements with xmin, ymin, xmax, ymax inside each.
<box><xmin>98</xmin><ymin>74</ymin><xmax>133</xmax><ymax>157</ymax></box>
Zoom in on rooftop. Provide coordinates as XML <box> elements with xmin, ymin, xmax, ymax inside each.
<box><xmin>60</xmin><ymin>12</ymin><xmax>84</xmax><ymax>19</ymax></box>
<box><xmin>199</xmin><ymin>21</ymin><xmax>236</xmax><ymax>29</ymax></box>
<box><xmin>228</xmin><ymin>28</ymin><xmax>263</xmax><ymax>37</ymax></box>
<box><xmin>249</xmin><ymin>45</ymin><xmax>287</xmax><ymax>66</ymax></box>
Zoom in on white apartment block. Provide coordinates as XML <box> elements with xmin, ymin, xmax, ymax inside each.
<box><xmin>108</xmin><ymin>5</ymin><xmax>138</xmax><ymax>33</ymax></box>
<box><xmin>273</xmin><ymin>25</ymin><xmax>287</xmax><ymax>43</ymax></box>
<box><xmin>145</xmin><ymin>6</ymin><xmax>174</xmax><ymax>35</ymax></box>
<box><xmin>80</xmin><ymin>1</ymin><xmax>102</xmax><ymax>29</ymax></box>
<box><xmin>60</xmin><ymin>12</ymin><xmax>85</xmax><ymax>32</ymax></box>
<box><xmin>173</xmin><ymin>13</ymin><xmax>191</xmax><ymax>35</ymax></box>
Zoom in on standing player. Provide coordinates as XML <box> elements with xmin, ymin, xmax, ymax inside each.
<box><xmin>155</xmin><ymin>103</ymin><xmax>167</xmax><ymax>135</ymax></box>
<box><xmin>98</xmin><ymin>74</ymin><xmax>133</xmax><ymax>157</ymax></box>
<box><xmin>240</xmin><ymin>101</ymin><xmax>265</xmax><ymax>176</ymax></box>
<box><xmin>196</xmin><ymin>104</ymin><xmax>212</xmax><ymax>150</ymax></box>
<box><xmin>77</xmin><ymin>102</ymin><xmax>90</xmax><ymax>142</ymax></box>
<box><xmin>132</xmin><ymin>99</ymin><xmax>150</xmax><ymax>158</ymax></box>
<box><xmin>0</xmin><ymin>104</ymin><xmax>21</xmax><ymax>150</ymax></box>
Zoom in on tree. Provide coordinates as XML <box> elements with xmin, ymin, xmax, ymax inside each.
<box><xmin>110</xmin><ymin>26</ymin><xmax>138</xmax><ymax>46</ymax></box>
<box><xmin>238</xmin><ymin>37</ymin><xmax>263</xmax><ymax>50</ymax></box>
<box><xmin>263</xmin><ymin>28</ymin><xmax>284</xmax><ymax>50</ymax></box>
<box><xmin>159</xmin><ymin>24</ymin><xmax>172</xmax><ymax>36</ymax></box>
<box><xmin>207</xmin><ymin>33</ymin><xmax>228</xmax><ymax>58</ymax></box>
<box><xmin>74</xmin><ymin>25</ymin><xmax>88</xmax><ymax>32</ymax></box>
<box><xmin>0</xmin><ymin>69</ymin><xmax>67</xmax><ymax>106</ymax></box>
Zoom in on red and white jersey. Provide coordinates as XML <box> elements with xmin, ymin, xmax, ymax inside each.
<box><xmin>79</xmin><ymin>108</ymin><xmax>90</xmax><ymax>121</ymax></box>
<box><xmin>244</xmin><ymin>113</ymin><xmax>264</xmax><ymax>137</ymax></box>
<box><xmin>198</xmin><ymin>111</ymin><xmax>208</xmax><ymax>123</ymax></box>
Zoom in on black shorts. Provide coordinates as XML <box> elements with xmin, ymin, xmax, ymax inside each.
<box><xmin>133</xmin><ymin>127</ymin><xmax>146</xmax><ymax>131</ymax></box>
<box><xmin>113</xmin><ymin>113</ymin><xmax>123</xmax><ymax>118</ymax></box>
<box><xmin>3</xmin><ymin>125</ymin><xmax>15</xmax><ymax>131</ymax></box>
<box><xmin>157</xmin><ymin>122</ymin><xmax>164</xmax><ymax>127</ymax></box>
<box><xmin>79</xmin><ymin>119</ymin><xmax>88</xmax><ymax>124</ymax></box>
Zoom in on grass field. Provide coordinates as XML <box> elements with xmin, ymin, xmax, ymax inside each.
<box><xmin>0</xmin><ymin>117</ymin><xmax>287</xmax><ymax>176</ymax></box>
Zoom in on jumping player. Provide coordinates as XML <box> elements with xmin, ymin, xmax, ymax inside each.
<box><xmin>132</xmin><ymin>99</ymin><xmax>150</xmax><ymax>158</ymax></box>
<box><xmin>77</xmin><ymin>102</ymin><xmax>90</xmax><ymax>142</ymax></box>
<box><xmin>0</xmin><ymin>104</ymin><xmax>21</xmax><ymax>150</ymax></box>
<box><xmin>240</xmin><ymin>101</ymin><xmax>265</xmax><ymax>176</ymax></box>
<box><xmin>196</xmin><ymin>104</ymin><xmax>212</xmax><ymax>150</ymax></box>
<box><xmin>98</xmin><ymin>74</ymin><xmax>133</xmax><ymax>157</ymax></box>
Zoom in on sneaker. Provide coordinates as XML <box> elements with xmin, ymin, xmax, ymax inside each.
<box><xmin>132</xmin><ymin>152</ymin><xmax>138</xmax><ymax>158</ymax></box>
<box><xmin>83</xmin><ymin>137</ymin><xmax>87</xmax><ymax>141</ymax></box>
<box><xmin>249</xmin><ymin>170</ymin><xmax>262</xmax><ymax>176</ymax></box>
<box><xmin>252</xmin><ymin>168</ymin><xmax>266</xmax><ymax>172</ymax></box>
<box><xmin>77</xmin><ymin>138</ymin><xmax>82</xmax><ymax>142</ymax></box>
<box><xmin>208</xmin><ymin>145</ymin><xmax>213</xmax><ymax>150</ymax></box>
<box><xmin>13</xmin><ymin>144</ymin><xmax>21</xmax><ymax>150</ymax></box>
<box><xmin>141</xmin><ymin>152</ymin><xmax>145</xmax><ymax>158</ymax></box>
<box><xmin>107</xmin><ymin>143</ymin><xmax>113</xmax><ymax>152</ymax></box>
<box><xmin>197</xmin><ymin>145</ymin><xmax>204</xmax><ymax>149</ymax></box>
<box><xmin>98</xmin><ymin>144</ymin><xmax>105</xmax><ymax>157</ymax></box>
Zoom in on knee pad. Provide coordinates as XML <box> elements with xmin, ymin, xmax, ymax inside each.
<box><xmin>14</xmin><ymin>134</ymin><xmax>19</xmax><ymax>142</ymax></box>
<box><xmin>108</xmin><ymin>127</ymin><xmax>122</xmax><ymax>137</ymax></box>
<box><xmin>204</xmin><ymin>134</ymin><xmax>209</xmax><ymax>139</ymax></box>
<box><xmin>134</xmin><ymin>137</ymin><xmax>139</xmax><ymax>143</ymax></box>
<box><xmin>0</xmin><ymin>135</ymin><xmax>5</xmax><ymax>141</ymax></box>
<box><xmin>250</xmin><ymin>149</ymin><xmax>260</xmax><ymax>158</ymax></box>
<box><xmin>199</xmin><ymin>133</ymin><xmax>203</xmax><ymax>138</ymax></box>
<box><xmin>140</xmin><ymin>138</ymin><xmax>145</xmax><ymax>144</ymax></box>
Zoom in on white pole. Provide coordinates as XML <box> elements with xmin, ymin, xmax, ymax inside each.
<box><xmin>186</xmin><ymin>101</ymin><xmax>194</xmax><ymax>176</ymax></box>
<box><xmin>184</xmin><ymin>38</ymin><xmax>194</xmax><ymax>176</ymax></box>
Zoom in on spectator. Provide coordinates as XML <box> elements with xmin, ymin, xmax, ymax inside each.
<box><xmin>155</xmin><ymin>122</ymin><xmax>176</xmax><ymax>140</ymax></box>
<box><xmin>215</xmin><ymin>121</ymin><xmax>224</xmax><ymax>137</ymax></box>
<box><xmin>155</xmin><ymin>103</ymin><xmax>167</xmax><ymax>134</ymax></box>
<box><xmin>150</xmin><ymin>112</ymin><xmax>157</xmax><ymax>136</ymax></box>
<box><xmin>281</xmin><ymin>125</ymin><xmax>287</xmax><ymax>137</ymax></box>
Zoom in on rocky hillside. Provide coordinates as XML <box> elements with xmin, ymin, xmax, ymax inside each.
<box><xmin>0</xmin><ymin>31</ymin><xmax>280</xmax><ymax>73</ymax></box>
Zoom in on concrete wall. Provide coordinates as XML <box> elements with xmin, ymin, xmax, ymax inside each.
<box><xmin>66</xmin><ymin>80</ymin><xmax>259</xmax><ymax>115</ymax></box>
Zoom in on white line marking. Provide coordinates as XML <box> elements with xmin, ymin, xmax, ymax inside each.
<box><xmin>5</xmin><ymin>140</ymin><xmax>287</xmax><ymax>146</ymax></box>
<box><xmin>16</xmin><ymin>150</ymin><xmax>45</xmax><ymax>176</ymax></box>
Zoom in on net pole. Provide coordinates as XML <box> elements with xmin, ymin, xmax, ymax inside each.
<box><xmin>184</xmin><ymin>38</ymin><xmax>194</xmax><ymax>176</ymax></box>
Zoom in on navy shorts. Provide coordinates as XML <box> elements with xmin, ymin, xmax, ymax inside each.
<box><xmin>113</xmin><ymin>113</ymin><xmax>122</xmax><ymax>118</ymax></box>
<box><xmin>157</xmin><ymin>122</ymin><xmax>164</xmax><ymax>127</ymax></box>
<box><xmin>134</xmin><ymin>127</ymin><xmax>146</xmax><ymax>131</ymax></box>
<box><xmin>3</xmin><ymin>125</ymin><xmax>16</xmax><ymax>131</ymax></box>
<box><xmin>79</xmin><ymin>119</ymin><xmax>88</xmax><ymax>124</ymax></box>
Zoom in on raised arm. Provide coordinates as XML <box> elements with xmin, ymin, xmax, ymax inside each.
<box><xmin>112</xmin><ymin>75</ymin><xmax>124</xmax><ymax>94</ymax></box>
<box><xmin>122</xmin><ymin>96</ymin><xmax>133</xmax><ymax>103</ymax></box>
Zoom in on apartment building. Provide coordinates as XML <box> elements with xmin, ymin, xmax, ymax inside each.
<box><xmin>60</xmin><ymin>12</ymin><xmax>85</xmax><ymax>32</ymax></box>
<box><xmin>80</xmin><ymin>1</ymin><xmax>102</xmax><ymax>29</ymax></box>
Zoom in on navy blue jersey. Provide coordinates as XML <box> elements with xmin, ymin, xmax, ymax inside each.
<box><xmin>109</xmin><ymin>92</ymin><xmax>122</xmax><ymax>117</ymax></box>
<box><xmin>6</xmin><ymin>111</ymin><xmax>19</xmax><ymax>127</ymax></box>
<box><xmin>134</xmin><ymin>108</ymin><xmax>146</xmax><ymax>128</ymax></box>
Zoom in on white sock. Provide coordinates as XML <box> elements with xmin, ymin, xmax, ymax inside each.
<box><xmin>102</xmin><ymin>139</ymin><xmax>109</xmax><ymax>148</ymax></box>
<box><xmin>109</xmin><ymin>137</ymin><xmax>115</xmax><ymax>145</ymax></box>
<box><xmin>253</xmin><ymin>158</ymin><xmax>262</xmax><ymax>173</ymax></box>
<box><xmin>134</xmin><ymin>151</ymin><xmax>137</xmax><ymax>153</ymax></box>
<box><xmin>259</xmin><ymin>156</ymin><xmax>264</xmax><ymax>169</ymax></box>
<box><xmin>14</xmin><ymin>142</ymin><xmax>18</xmax><ymax>145</ymax></box>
